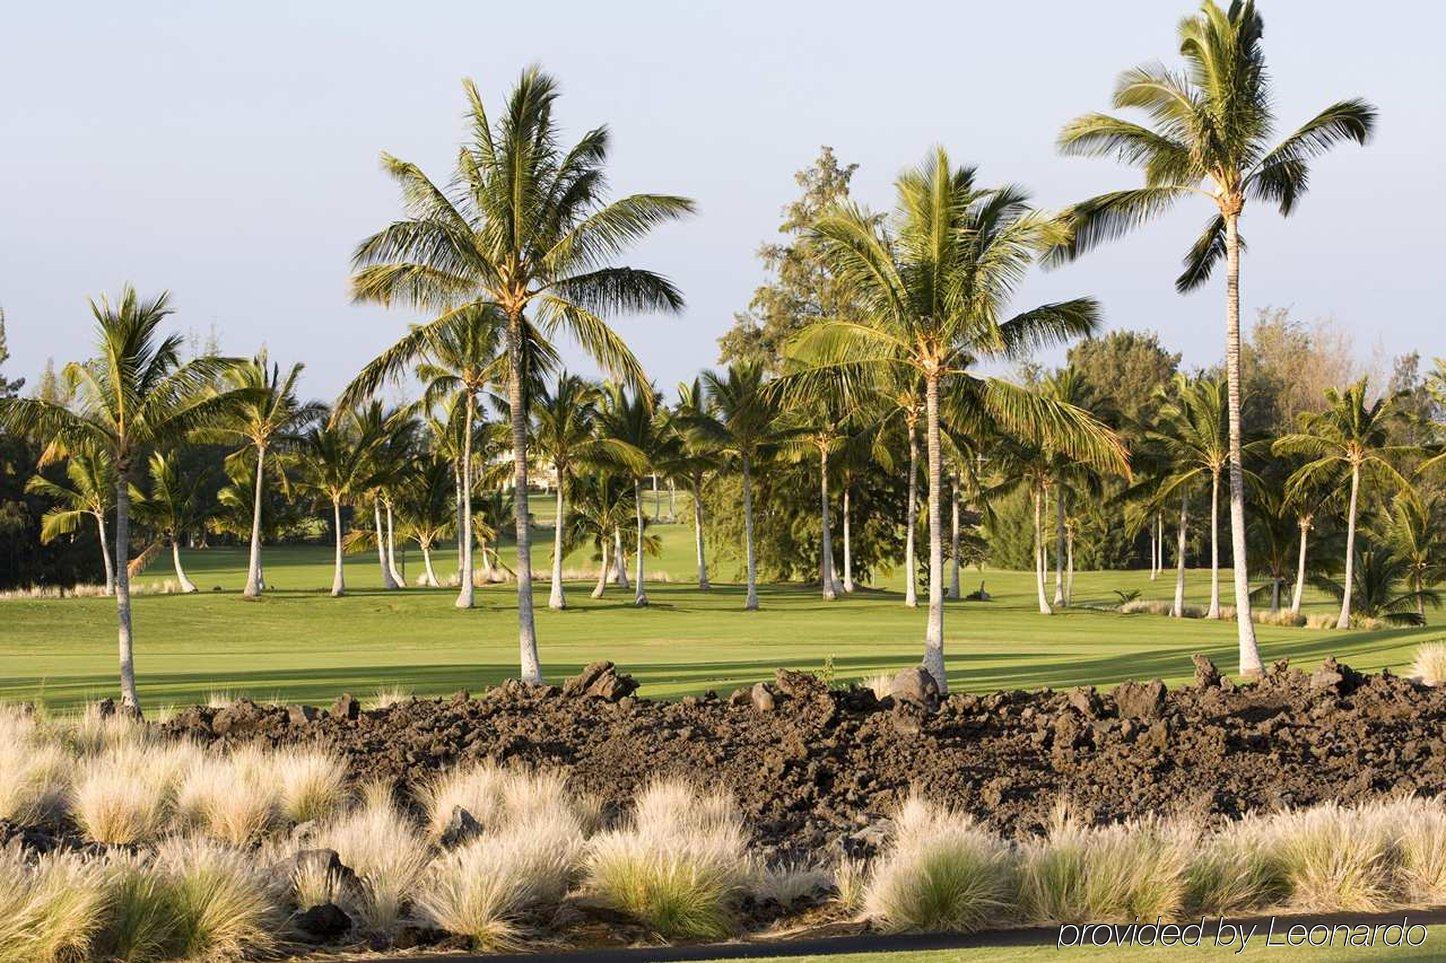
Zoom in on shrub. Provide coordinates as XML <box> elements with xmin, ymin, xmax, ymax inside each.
<box><xmin>0</xmin><ymin>724</ymin><xmax>70</xmax><ymax>824</ymax></box>
<box><xmin>1377</xmin><ymin>797</ymin><xmax>1446</xmax><ymax>905</ymax></box>
<box><xmin>0</xmin><ymin>848</ymin><xmax>106</xmax><ymax>963</ymax></box>
<box><xmin>585</xmin><ymin>779</ymin><xmax>751</xmax><ymax>940</ymax></box>
<box><xmin>863</xmin><ymin>795</ymin><xmax>1015</xmax><ymax>933</ymax></box>
<box><xmin>317</xmin><ymin>782</ymin><xmax>430</xmax><ymax>934</ymax></box>
<box><xmin>1264</xmin><ymin>802</ymin><xmax>1396</xmax><ymax>911</ymax></box>
<box><xmin>1019</xmin><ymin>807</ymin><xmax>1191</xmax><ymax>924</ymax></box>
<box><xmin>1412</xmin><ymin>642</ymin><xmax>1446</xmax><ymax>687</ymax></box>
<box><xmin>155</xmin><ymin>836</ymin><xmax>280</xmax><ymax>961</ymax></box>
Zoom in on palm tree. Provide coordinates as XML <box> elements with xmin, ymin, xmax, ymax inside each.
<box><xmin>1148</xmin><ymin>374</ymin><xmax>1236</xmax><ymax>619</ymax></box>
<box><xmin>350</xmin><ymin>69</ymin><xmax>693</xmax><ymax>682</ymax></box>
<box><xmin>211</xmin><ymin>352</ymin><xmax>320</xmax><ymax>598</ymax></box>
<box><xmin>1054</xmin><ymin>0</ymin><xmax>1376</xmax><ymax>673</ymax></box>
<box><xmin>533</xmin><ymin>373</ymin><xmax>642</xmax><ymax>609</ymax></box>
<box><xmin>692</xmin><ymin>363</ymin><xmax>792</xmax><ymax>610</ymax></box>
<box><xmin>1381</xmin><ymin>489</ymin><xmax>1445</xmax><ymax>620</ymax></box>
<box><xmin>25</xmin><ymin>452</ymin><xmax>117</xmax><ymax>593</ymax></box>
<box><xmin>780</xmin><ymin>386</ymin><xmax>847</xmax><ymax>601</ymax></box>
<box><xmin>1275</xmin><ymin>380</ymin><xmax>1415</xmax><ymax>628</ymax></box>
<box><xmin>297</xmin><ymin>412</ymin><xmax>385</xmax><ymax>597</ymax></box>
<box><xmin>133</xmin><ymin>451</ymin><xmax>206</xmax><ymax>593</ymax></box>
<box><xmin>670</xmin><ymin>377</ymin><xmax>719</xmax><ymax>590</ymax></box>
<box><xmin>570</xmin><ymin>471</ymin><xmax>632</xmax><ymax>599</ymax></box>
<box><xmin>791</xmin><ymin>150</ymin><xmax>1126</xmax><ymax>689</ymax></box>
<box><xmin>595</xmin><ymin>384</ymin><xmax>665</xmax><ymax>607</ymax></box>
<box><xmin>1311</xmin><ymin>547</ymin><xmax>1439</xmax><ymax>627</ymax></box>
<box><xmin>397</xmin><ymin>454</ymin><xmax>456</xmax><ymax>587</ymax></box>
<box><xmin>0</xmin><ymin>286</ymin><xmax>248</xmax><ymax>712</ymax></box>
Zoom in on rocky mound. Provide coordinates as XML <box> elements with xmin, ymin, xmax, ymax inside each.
<box><xmin>159</xmin><ymin>657</ymin><xmax>1446</xmax><ymax>858</ymax></box>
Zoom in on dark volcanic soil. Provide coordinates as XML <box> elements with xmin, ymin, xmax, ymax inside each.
<box><xmin>159</xmin><ymin>656</ymin><xmax>1446</xmax><ymax>856</ymax></box>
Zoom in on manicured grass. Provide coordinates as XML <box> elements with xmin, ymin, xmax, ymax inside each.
<box><xmin>1</xmin><ymin>520</ymin><xmax>1439</xmax><ymax>710</ymax></box>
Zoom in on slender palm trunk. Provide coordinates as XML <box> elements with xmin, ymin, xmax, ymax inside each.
<box><xmin>1173</xmin><ymin>494</ymin><xmax>1188</xmax><ymax>619</ymax></box>
<box><xmin>1416</xmin><ymin>572</ymin><xmax>1426</xmax><ymax>618</ymax></box>
<box><xmin>114</xmin><ymin>474</ymin><xmax>140</xmax><ymax>712</ymax></box>
<box><xmin>243</xmin><ymin>445</ymin><xmax>266</xmax><ymax>598</ymax></box>
<box><xmin>95</xmin><ymin>511</ymin><xmax>115</xmax><ymax>595</ymax></box>
<box><xmin>480</xmin><ymin>540</ymin><xmax>495</xmax><ymax>581</ymax></box>
<box><xmin>1053</xmin><ymin>485</ymin><xmax>1066</xmax><ymax>607</ymax></box>
<box><xmin>1034</xmin><ymin>488</ymin><xmax>1051</xmax><ymax>615</ymax></box>
<box><xmin>592</xmin><ymin>537</ymin><xmax>610</xmax><ymax>599</ymax></box>
<box><xmin>330</xmin><ymin>497</ymin><xmax>345</xmax><ymax>597</ymax></box>
<box><xmin>456</xmin><ymin>393</ymin><xmax>475</xmax><ymax>606</ymax></box>
<box><xmin>373</xmin><ymin>502</ymin><xmax>397</xmax><ymax>590</ymax></box>
<box><xmin>842</xmin><ymin>486</ymin><xmax>855</xmax><ymax>592</ymax></box>
<box><xmin>692</xmin><ymin>477</ymin><xmax>710</xmax><ymax>590</ymax></box>
<box><xmin>948</xmin><ymin>473</ymin><xmax>961</xmax><ymax>600</ymax></box>
<box><xmin>1336</xmin><ymin>463</ymin><xmax>1361</xmax><ymax>629</ymax></box>
<box><xmin>1290</xmin><ymin>519</ymin><xmax>1309</xmax><ymax>615</ymax></box>
<box><xmin>1271</xmin><ymin>577</ymin><xmax>1281</xmax><ymax>612</ymax></box>
<box><xmin>613</xmin><ymin>529</ymin><xmax>629</xmax><ymax>588</ymax></box>
<box><xmin>506</xmin><ymin>321</ymin><xmax>542</xmax><ymax>684</ymax></box>
<box><xmin>1223</xmin><ymin>213</ymin><xmax>1262</xmax><ymax>673</ymax></box>
<box><xmin>819</xmin><ymin>445</ymin><xmax>836</xmax><ymax>602</ymax></box>
<box><xmin>1066</xmin><ymin>527</ymin><xmax>1075</xmax><ymax>606</ymax></box>
<box><xmin>171</xmin><ymin>538</ymin><xmax>197</xmax><ymax>593</ymax></box>
<box><xmin>668</xmin><ymin>479</ymin><xmax>676</xmax><ymax>523</ymax></box>
<box><xmin>1149</xmin><ymin>512</ymin><xmax>1160</xmax><ymax>580</ymax></box>
<box><xmin>549</xmin><ymin>473</ymin><xmax>568</xmax><ymax>610</ymax></box>
<box><xmin>1207</xmin><ymin>470</ymin><xmax>1221</xmax><ymax>619</ymax></box>
<box><xmin>742</xmin><ymin>453</ymin><xmax>759</xmax><ymax>611</ymax></box>
<box><xmin>923</xmin><ymin>376</ymin><xmax>947</xmax><ymax>691</ymax></box>
<box><xmin>633</xmin><ymin>480</ymin><xmax>648</xmax><ymax>607</ymax></box>
<box><xmin>385</xmin><ymin>502</ymin><xmax>405</xmax><ymax>587</ymax></box>
<box><xmin>904</xmin><ymin>421</ymin><xmax>919</xmax><ymax>608</ymax></box>
<box><xmin>421</xmin><ymin>543</ymin><xmax>439</xmax><ymax>587</ymax></box>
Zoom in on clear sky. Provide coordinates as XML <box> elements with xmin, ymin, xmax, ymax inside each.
<box><xmin>2</xmin><ymin>1</ymin><xmax>1441</xmax><ymax>398</ymax></box>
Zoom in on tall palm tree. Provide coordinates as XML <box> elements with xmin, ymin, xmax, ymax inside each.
<box><xmin>533</xmin><ymin>373</ymin><xmax>642</xmax><ymax>609</ymax></box>
<box><xmin>1275</xmin><ymin>380</ymin><xmax>1414</xmax><ymax>628</ymax></box>
<box><xmin>691</xmin><ymin>363</ymin><xmax>793</xmax><ymax>610</ymax></box>
<box><xmin>210</xmin><ymin>352</ymin><xmax>320</xmax><ymax>598</ymax></box>
<box><xmin>350</xmin><ymin>69</ymin><xmax>693</xmax><ymax>682</ymax></box>
<box><xmin>297</xmin><ymin>412</ymin><xmax>385</xmax><ymax>597</ymax></box>
<box><xmin>0</xmin><ymin>287</ymin><xmax>248</xmax><ymax>712</ymax></box>
<box><xmin>1383</xmin><ymin>491</ymin><xmax>1446</xmax><ymax>620</ymax></box>
<box><xmin>790</xmin><ymin>150</ymin><xmax>1126</xmax><ymax>689</ymax></box>
<box><xmin>1053</xmin><ymin>0</ymin><xmax>1376</xmax><ymax>673</ymax></box>
<box><xmin>570</xmin><ymin>471</ymin><xmax>633</xmax><ymax>599</ymax></box>
<box><xmin>670</xmin><ymin>377</ymin><xmax>719</xmax><ymax>590</ymax></box>
<box><xmin>25</xmin><ymin>452</ymin><xmax>117</xmax><ymax>594</ymax></box>
<box><xmin>1311</xmin><ymin>547</ymin><xmax>1438</xmax><ymax>627</ymax></box>
<box><xmin>133</xmin><ymin>451</ymin><xmax>206</xmax><ymax>593</ymax></box>
<box><xmin>780</xmin><ymin>386</ymin><xmax>847</xmax><ymax>601</ymax></box>
<box><xmin>397</xmin><ymin>454</ymin><xmax>457</xmax><ymax>587</ymax></box>
<box><xmin>595</xmin><ymin>383</ymin><xmax>665</xmax><ymax>607</ymax></box>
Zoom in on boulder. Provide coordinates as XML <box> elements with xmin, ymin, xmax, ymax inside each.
<box><xmin>1191</xmin><ymin>654</ymin><xmax>1221</xmax><ymax>689</ymax></box>
<box><xmin>293</xmin><ymin>903</ymin><xmax>351</xmax><ymax>943</ymax></box>
<box><xmin>728</xmin><ymin>687</ymin><xmax>751</xmax><ymax>707</ymax></box>
<box><xmin>1310</xmin><ymin>657</ymin><xmax>1363</xmax><ymax>694</ymax></box>
<box><xmin>1113</xmin><ymin>680</ymin><xmax>1166</xmax><ymax>721</ymax></box>
<box><xmin>750</xmin><ymin>682</ymin><xmax>777</xmax><ymax>713</ymax></box>
<box><xmin>562</xmin><ymin>661</ymin><xmax>640</xmax><ymax>702</ymax></box>
<box><xmin>331</xmin><ymin>693</ymin><xmax>361</xmax><ymax>721</ymax></box>
<box><xmin>278</xmin><ymin>848</ymin><xmax>358</xmax><ymax>894</ymax></box>
<box><xmin>774</xmin><ymin>668</ymin><xmax>829</xmax><ymax>702</ymax></box>
<box><xmin>1067</xmin><ymin>686</ymin><xmax>1103</xmax><ymax>719</ymax></box>
<box><xmin>288</xmin><ymin>704</ymin><xmax>319</xmax><ymax>726</ymax></box>
<box><xmin>888</xmin><ymin>667</ymin><xmax>940</xmax><ymax>710</ymax></box>
<box><xmin>439</xmin><ymin>806</ymin><xmax>482</xmax><ymax>848</ymax></box>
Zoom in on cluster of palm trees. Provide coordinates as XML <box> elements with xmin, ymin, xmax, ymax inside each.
<box><xmin>5</xmin><ymin>2</ymin><xmax>1431</xmax><ymax>713</ymax></box>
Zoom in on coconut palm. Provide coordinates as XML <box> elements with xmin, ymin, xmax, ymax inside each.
<box><xmin>0</xmin><ymin>287</ymin><xmax>249</xmax><ymax>712</ymax></box>
<box><xmin>210</xmin><ymin>352</ymin><xmax>320</xmax><ymax>598</ymax></box>
<box><xmin>350</xmin><ymin>69</ymin><xmax>693</xmax><ymax>682</ymax></box>
<box><xmin>1275</xmin><ymin>380</ymin><xmax>1415</xmax><ymax>628</ymax></box>
<box><xmin>570</xmin><ymin>471</ymin><xmax>633</xmax><ymax>599</ymax></box>
<box><xmin>691</xmin><ymin>363</ymin><xmax>794</xmax><ymax>610</ymax></box>
<box><xmin>533</xmin><ymin>373</ymin><xmax>643</xmax><ymax>609</ymax></box>
<box><xmin>1381</xmin><ymin>490</ymin><xmax>1446</xmax><ymax>620</ymax></box>
<box><xmin>297</xmin><ymin>412</ymin><xmax>386</xmax><ymax>597</ymax></box>
<box><xmin>1311</xmin><ymin>547</ymin><xmax>1439</xmax><ymax>627</ymax></box>
<box><xmin>790</xmin><ymin>150</ymin><xmax>1126</xmax><ymax>689</ymax></box>
<box><xmin>669</xmin><ymin>377</ymin><xmax>719</xmax><ymax>590</ymax></box>
<box><xmin>133</xmin><ymin>451</ymin><xmax>206</xmax><ymax>593</ymax></box>
<box><xmin>595</xmin><ymin>384</ymin><xmax>666</xmax><ymax>607</ymax></box>
<box><xmin>396</xmin><ymin>454</ymin><xmax>456</xmax><ymax>587</ymax></box>
<box><xmin>1054</xmin><ymin>0</ymin><xmax>1376</xmax><ymax>672</ymax></box>
<box><xmin>779</xmin><ymin>385</ymin><xmax>847</xmax><ymax>601</ymax></box>
<box><xmin>25</xmin><ymin>452</ymin><xmax>117</xmax><ymax>594</ymax></box>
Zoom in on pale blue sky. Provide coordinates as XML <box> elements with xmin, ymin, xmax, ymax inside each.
<box><xmin>2</xmin><ymin>1</ymin><xmax>1441</xmax><ymax>397</ymax></box>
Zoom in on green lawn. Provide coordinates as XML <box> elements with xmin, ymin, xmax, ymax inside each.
<box><xmin>1</xmin><ymin>518</ymin><xmax>1440</xmax><ymax>710</ymax></box>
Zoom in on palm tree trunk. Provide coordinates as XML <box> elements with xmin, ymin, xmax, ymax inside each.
<box><xmin>923</xmin><ymin>375</ymin><xmax>947</xmax><ymax>691</ymax></box>
<box><xmin>454</xmin><ymin>464</ymin><xmax>465</xmax><ymax>583</ymax></box>
<box><xmin>692</xmin><ymin>477</ymin><xmax>710</xmax><ymax>590</ymax></box>
<box><xmin>819</xmin><ymin>445</ymin><xmax>836</xmax><ymax>602</ymax></box>
<box><xmin>842</xmin><ymin>486</ymin><xmax>854</xmax><ymax>593</ymax></box>
<box><xmin>1336</xmin><ymin>463</ymin><xmax>1361</xmax><ymax>629</ymax></box>
<box><xmin>742</xmin><ymin>453</ymin><xmax>759</xmax><ymax>611</ymax></box>
<box><xmin>1034</xmin><ymin>488</ymin><xmax>1051</xmax><ymax>615</ymax></box>
<box><xmin>1066</xmin><ymin>527</ymin><xmax>1075</xmax><ymax>606</ymax></box>
<box><xmin>171</xmin><ymin>538</ymin><xmax>197</xmax><ymax>594</ymax></box>
<box><xmin>1173</xmin><ymin>494</ymin><xmax>1188</xmax><ymax>619</ymax></box>
<box><xmin>549</xmin><ymin>474</ymin><xmax>567</xmax><ymax>610</ymax></box>
<box><xmin>633</xmin><ymin>480</ymin><xmax>648</xmax><ymax>607</ymax></box>
<box><xmin>592</xmin><ymin>537</ymin><xmax>609</xmax><ymax>599</ymax></box>
<box><xmin>421</xmin><ymin>543</ymin><xmax>439</xmax><ymax>587</ymax></box>
<box><xmin>1223</xmin><ymin>213</ymin><xmax>1263</xmax><ymax>673</ymax></box>
<box><xmin>1271</xmin><ymin>577</ymin><xmax>1280</xmax><ymax>612</ymax></box>
<box><xmin>114</xmin><ymin>474</ymin><xmax>140</xmax><ymax>713</ymax></box>
<box><xmin>1053</xmin><ymin>485</ymin><xmax>1066</xmax><ymax>607</ymax></box>
<box><xmin>668</xmin><ymin>479</ymin><xmax>676</xmax><ymax>523</ymax></box>
<box><xmin>1416</xmin><ymin>572</ymin><xmax>1426</xmax><ymax>618</ymax></box>
<box><xmin>243</xmin><ymin>444</ymin><xmax>266</xmax><ymax>598</ymax></box>
<box><xmin>330</xmin><ymin>496</ymin><xmax>345</xmax><ymax>597</ymax></box>
<box><xmin>948</xmin><ymin>472</ymin><xmax>961</xmax><ymax>600</ymax></box>
<box><xmin>374</xmin><ymin>502</ymin><xmax>397</xmax><ymax>590</ymax></box>
<box><xmin>94</xmin><ymin>510</ymin><xmax>115</xmax><ymax>596</ymax></box>
<box><xmin>1207</xmin><ymin>470</ymin><xmax>1221</xmax><ymax>620</ymax></box>
<box><xmin>385</xmin><ymin>502</ymin><xmax>405</xmax><ymax>587</ymax></box>
<box><xmin>904</xmin><ymin>420</ymin><xmax>918</xmax><ymax>608</ymax></box>
<box><xmin>506</xmin><ymin>322</ymin><xmax>542</xmax><ymax>684</ymax></box>
<box><xmin>1149</xmin><ymin>512</ymin><xmax>1160</xmax><ymax>581</ymax></box>
<box><xmin>480</xmin><ymin>539</ymin><xmax>495</xmax><ymax>581</ymax></box>
<box><xmin>613</xmin><ymin>529</ymin><xmax>629</xmax><ymax>588</ymax></box>
<box><xmin>1290</xmin><ymin>520</ymin><xmax>1309</xmax><ymax>615</ymax></box>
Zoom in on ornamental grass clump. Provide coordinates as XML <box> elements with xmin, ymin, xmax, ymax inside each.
<box><xmin>71</xmin><ymin>742</ymin><xmax>200</xmax><ymax>845</ymax></box>
<box><xmin>1264</xmin><ymin>801</ymin><xmax>1397</xmax><ymax>912</ymax></box>
<box><xmin>0</xmin><ymin>847</ymin><xmax>107</xmax><ymax>963</ymax></box>
<box><xmin>96</xmin><ymin>852</ymin><xmax>183</xmax><ymax>962</ymax></box>
<box><xmin>862</xmin><ymin>794</ymin><xmax>1015</xmax><ymax>933</ymax></box>
<box><xmin>174</xmin><ymin>747</ymin><xmax>281</xmax><ymax>846</ymax></box>
<box><xmin>1412</xmin><ymin>642</ymin><xmax>1446</xmax><ymax>687</ymax></box>
<box><xmin>1387</xmin><ymin>796</ymin><xmax>1446</xmax><ymax>903</ymax></box>
<box><xmin>271</xmin><ymin>746</ymin><xmax>349</xmax><ymax>825</ymax></box>
<box><xmin>0</xmin><ymin>707</ymin><xmax>70</xmax><ymax>825</ymax></box>
<box><xmin>584</xmin><ymin>779</ymin><xmax>752</xmax><ymax>940</ymax></box>
<box><xmin>1183</xmin><ymin>813</ymin><xmax>1287</xmax><ymax>915</ymax></box>
<box><xmin>419</xmin><ymin>761</ymin><xmax>592</xmax><ymax>839</ymax></box>
<box><xmin>317</xmin><ymin>782</ymin><xmax>430</xmax><ymax>935</ymax></box>
<box><xmin>154</xmin><ymin>836</ymin><xmax>281</xmax><ymax>961</ymax></box>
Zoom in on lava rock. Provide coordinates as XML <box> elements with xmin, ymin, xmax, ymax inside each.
<box><xmin>331</xmin><ymin>693</ymin><xmax>361</xmax><ymax>721</ymax></box>
<box><xmin>439</xmin><ymin>806</ymin><xmax>482</xmax><ymax>848</ymax></box>
<box><xmin>288</xmin><ymin>704</ymin><xmax>319</xmax><ymax>726</ymax></box>
<box><xmin>1192</xmin><ymin>654</ymin><xmax>1221</xmax><ymax>688</ymax></box>
<box><xmin>751</xmin><ymin>683</ymin><xmax>777</xmax><ymax>713</ymax></box>
<box><xmin>293</xmin><ymin>903</ymin><xmax>351</xmax><ymax>943</ymax></box>
<box><xmin>1114</xmin><ymin>680</ymin><xmax>1167</xmax><ymax>721</ymax></box>
<box><xmin>889</xmin><ymin>667</ymin><xmax>940</xmax><ymax>710</ymax></box>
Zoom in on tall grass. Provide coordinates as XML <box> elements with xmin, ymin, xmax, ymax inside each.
<box><xmin>0</xmin><ymin>848</ymin><xmax>106</xmax><ymax>963</ymax></box>
<box><xmin>1413</xmin><ymin>642</ymin><xmax>1446</xmax><ymax>686</ymax></box>
<box><xmin>155</xmin><ymin>836</ymin><xmax>281</xmax><ymax>960</ymax></box>
<box><xmin>316</xmin><ymin>782</ymin><xmax>429</xmax><ymax>935</ymax></box>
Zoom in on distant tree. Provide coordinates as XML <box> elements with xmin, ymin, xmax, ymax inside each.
<box><xmin>1311</xmin><ymin>546</ymin><xmax>1438</xmax><ymax>627</ymax></box>
<box><xmin>25</xmin><ymin>452</ymin><xmax>117</xmax><ymax>593</ymax></box>
<box><xmin>595</xmin><ymin>384</ymin><xmax>667</xmax><ymax>607</ymax></box>
<box><xmin>1066</xmin><ymin>329</ymin><xmax>1180</xmax><ymax>427</ymax></box>
<box><xmin>1382</xmin><ymin>491</ymin><xmax>1446</xmax><ymax>620</ymax></box>
<box><xmin>297</xmin><ymin>413</ymin><xmax>385</xmax><ymax>597</ymax></box>
<box><xmin>0</xmin><ymin>310</ymin><xmax>24</xmax><ymax>396</ymax></box>
<box><xmin>396</xmin><ymin>454</ymin><xmax>456</xmax><ymax>587</ymax></box>
<box><xmin>1241</xmin><ymin>308</ymin><xmax>1359</xmax><ymax>434</ymax></box>
<box><xmin>134</xmin><ymin>451</ymin><xmax>206</xmax><ymax>593</ymax></box>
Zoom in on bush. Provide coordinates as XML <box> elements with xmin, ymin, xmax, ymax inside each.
<box><xmin>97</xmin><ymin>853</ymin><xmax>183</xmax><ymax>962</ymax></box>
<box><xmin>71</xmin><ymin>743</ymin><xmax>199</xmax><ymax>845</ymax></box>
<box><xmin>175</xmin><ymin>748</ymin><xmax>281</xmax><ymax>846</ymax></box>
<box><xmin>863</xmin><ymin>795</ymin><xmax>1015</xmax><ymax>933</ymax></box>
<box><xmin>0</xmin><ymin>714</ymin><xmax>69</xmax><ymax>824</ymax></box>
<box><xmin>270</xmin><ymin>747</ymin><xmax>348</xmax><ymax>825</ymax></box>
<box><xmin>585</xmin><ymin>780</ymin><xmax>751</xmax><ymax>940</ymax></box>
<box><xmin>1183</xmin><ymin>815</ymin><xmax>1287</xmax><ymax>914</ymax></box>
